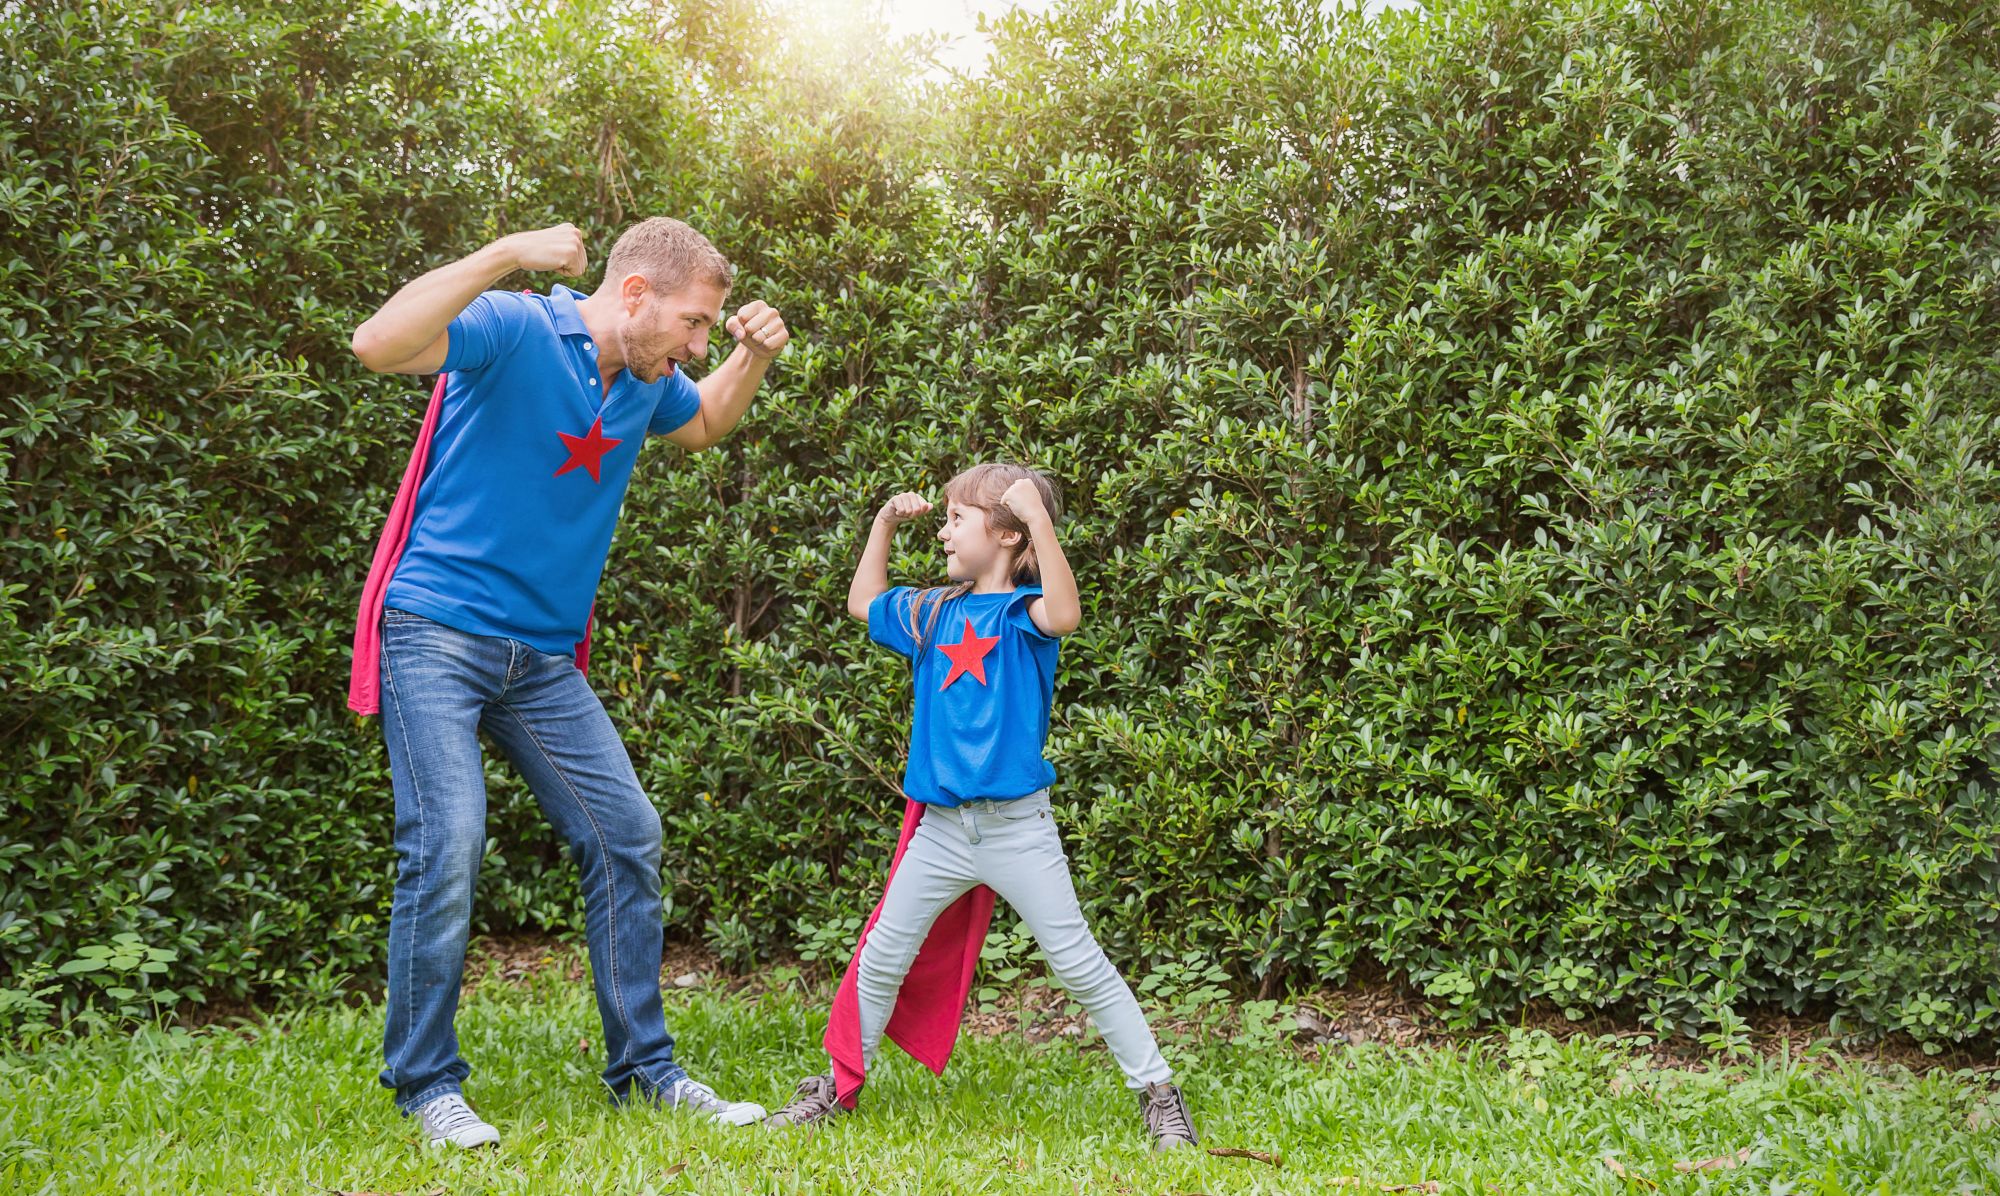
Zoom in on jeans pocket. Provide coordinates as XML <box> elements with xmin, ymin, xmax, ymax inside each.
<box><xmin>382</xmin><ymin>609</ymin><xmax>465</xmax><ymax>655</ymax></box>
<box><xmin>997</xmin><ymin>792</ymin><xmax>1053</xmax><ymax>821</ymax></box>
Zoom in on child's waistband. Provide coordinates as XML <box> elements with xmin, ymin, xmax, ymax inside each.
<box><xmin>941</xmin><ymin>787</ymin><xmax>1051</xmax><ymax>810</ymax></box>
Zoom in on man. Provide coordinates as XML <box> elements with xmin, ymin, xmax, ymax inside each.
<box><xmin>346</xmin><ymin>217</ymin><xmax>787</xmax><ymax>1148</ymax></box>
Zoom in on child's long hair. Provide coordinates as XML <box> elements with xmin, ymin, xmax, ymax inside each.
<box><xmin>906</xmin><ymin>463</ymin><xmax>1063</xmax><ymax>653</ymax></box>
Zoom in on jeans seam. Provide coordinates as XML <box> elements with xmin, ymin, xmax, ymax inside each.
<box><xmin>381</xmin><ymin>643</ymin><xmax>429</xmax><ymax>1105</ymax></box>
<box><xmin>495</xmin><ymin>697</ymin><xmax>635</xmax><ymax>1072</ymax></box>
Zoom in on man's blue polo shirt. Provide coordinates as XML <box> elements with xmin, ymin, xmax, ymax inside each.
<box><xmin>383</xmin><ymin>285</ymin><xmax>702</xmax><ymax>655</ymax></box>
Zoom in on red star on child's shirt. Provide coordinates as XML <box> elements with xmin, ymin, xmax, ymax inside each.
<box><xmin>936</xmin><ymin>617</ymin><xmax>1000</xmax><ymax>690</ymax></box>
<box><xmin>554</xmin><ymin>417</ymin><xmax>623</xmax><ymax>484</ymax></box>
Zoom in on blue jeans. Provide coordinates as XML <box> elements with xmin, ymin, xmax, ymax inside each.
<box><xmin>377</xmin><ymin>607</ymin><xmax>685</xmax><ymax>1111</ymax></box>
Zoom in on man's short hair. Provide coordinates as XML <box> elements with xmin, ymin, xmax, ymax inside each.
<box><xmin>604</xmin><ymin>217</ymin><xmax>732</xmax><ymax>295</ymax></box>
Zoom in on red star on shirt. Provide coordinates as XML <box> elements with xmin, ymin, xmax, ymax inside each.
<box><xmin>935</xmin><ymin>617</ymin><xmax>1000</xmax><ymax>690</ymax></box>
<box><xmin>554</xmin><ymin>417</ymin><xmax>624</xmax><ymax>484</ymax></box>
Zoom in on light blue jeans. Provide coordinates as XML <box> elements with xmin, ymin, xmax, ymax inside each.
<box><xmin>850</xmin><ymin>789</ymin><xmax>1172</xmax><ymax>1088</ymax></box>
<box><xmin>377</xmin><ymin>607</ymin><xmax>686</xmax><ymax>1111</ymax></box>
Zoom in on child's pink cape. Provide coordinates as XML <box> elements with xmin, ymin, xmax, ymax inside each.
<box><xmin>347</xmin><ymin>371</ymin><xmax>591</xmax><ymax>715</ymax></box>
<box><xmin>824</xmin><ymin>797</ymin><xmax>996</xmax><ymax>1108</ymax></box>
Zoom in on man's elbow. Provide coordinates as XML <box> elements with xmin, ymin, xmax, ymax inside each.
<box><xmin>350</xmin><ymin>323</ymin><xmax>397</xmax><ymax>373</ymax></box>
<box><xmin>684</xmin><ymin>412</ymin><xmax>717</xmax><ymax>451</ymax></box>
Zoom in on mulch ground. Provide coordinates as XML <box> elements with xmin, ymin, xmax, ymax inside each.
<box><xmin>451</xmin><ymin>934</ymin><xmax>1999</xmax><ymax>1077</ymax></box>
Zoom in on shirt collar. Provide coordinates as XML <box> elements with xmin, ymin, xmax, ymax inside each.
<box><xmin>547</xmin><ymin>284</ymin><xmax>593</xmax><ymax>340</ymax></box>
<box><xmin>546</xmin><ymin>283</ymin><xmax>676</xmax><ymax>380</ymax></box>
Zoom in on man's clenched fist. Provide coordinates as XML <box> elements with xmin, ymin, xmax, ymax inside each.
<box><xmin>726</xmin><ymin>300</ymin><xmax>790</xmax><ymax>361</ymax></box>
<box><xmin>505</xmin><ymin>222</ymin><xmax>588</xmax><ymax>275</ymax></box>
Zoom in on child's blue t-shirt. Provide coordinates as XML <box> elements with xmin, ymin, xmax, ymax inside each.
<box><xmin>867</xmin><ymin>584</ymin><xmax>1061</xmax><ymax>806</ymax></box>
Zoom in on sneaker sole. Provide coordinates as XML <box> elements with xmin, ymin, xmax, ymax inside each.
<box><xmin>707</xmin><ymin>1102</ymin><xmax>768</xmax><ymax>1127</ymax></box>
<box><xmin>764</xmin><ymin>1109</ymin><xmax>842</xmax><ymax>1129</ymax></box>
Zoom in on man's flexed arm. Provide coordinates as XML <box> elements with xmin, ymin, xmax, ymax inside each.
<box><xmin>664</xmin><ymin>300</ymin><xmax>790</xmax><ymax>450</ymax></box>
<box><xmin>349</xmin><ymin>224</ymin><xmax>587</xmax><ymax>374</ymax></box>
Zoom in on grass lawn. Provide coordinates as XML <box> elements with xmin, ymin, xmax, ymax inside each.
<box><xmin>1</xmin><ymin>962</ymin><xmax>1994</xmax><ymax>1195</ymax></box>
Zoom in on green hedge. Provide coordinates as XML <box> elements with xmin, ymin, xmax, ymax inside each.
<box><xmin>3</xmin><ymin>0</ymin><xmax>1997</xmax><ymax>1047</ymax></box>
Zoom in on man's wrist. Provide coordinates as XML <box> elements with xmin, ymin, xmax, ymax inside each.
<box><xmin>477</xmin><ymin>236</ymin><xmax>524</xmax><ymax>279</ymax></box>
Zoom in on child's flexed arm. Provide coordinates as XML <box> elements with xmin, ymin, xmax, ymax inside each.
<box><xmin>1002</xmin><ymin>479</ymin><xmax>1080</xmax><ymax>636</ymax></box>
<box><xmin>847</xmin><ymin>491</ymin><xmax>933</xmax><ymax>622</ymax></box>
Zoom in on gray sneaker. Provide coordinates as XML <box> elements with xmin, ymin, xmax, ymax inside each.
<box><xmin>1140</xmin><ymin>1081</ymin><xmax>1197</xmax><ymax>1149</ymax></box>
<box><xmin>414</xmin><ymin>1092</ymin><xmax>500</xmax><ymax>1149</ymax></box>
<box><xmin>660</xmin><ymin>1075</ymin><xmax>767</xmax><ymax>1126</ymax></box>
<box><xmin>765</xmin><ymin>1073</ymin><xmax>847</xmax><ymax>1127</ymax></box>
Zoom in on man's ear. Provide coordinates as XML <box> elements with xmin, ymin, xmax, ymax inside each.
<box><xmin>618</xmin><ymin>272</ymin><xmax>648</xmax><ymax>312</ymax></box>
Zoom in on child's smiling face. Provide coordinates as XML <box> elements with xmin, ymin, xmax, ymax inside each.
<box><xmin>937</xmin><ymin>500</ymin><xmax>1017</xmax><ymax>583</ymax></box>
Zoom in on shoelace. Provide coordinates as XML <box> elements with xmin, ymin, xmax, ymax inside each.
<box><xmin>1146</xmin><ymin>1087</ymin><xmax>1192</xmax><ymax>1139</ymax></box>
<box><xmin>668</xmin><ymin>1077</ymin><xmax>728</xmax><ymax>1112</ymax></box>
<box><xmin>780</xmin><ymin>1075</ymin><xmax>835</xmax><ymax>1117</ymax></box>
<box><xmin>423</xmin><ymin>1095</ymin><xmax>484</xmax><ymax>1136</ymax></box>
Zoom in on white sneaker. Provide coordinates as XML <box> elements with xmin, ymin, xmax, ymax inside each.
<box><xmin>661</xmin><ymin>1075</ymin><xmax>767</xmax><ymax>1126</ymax></box>
<box><xmin>414</xmin><ymin>1092</ymin><xmax>500</xmax><ymax>1149</ymax></box>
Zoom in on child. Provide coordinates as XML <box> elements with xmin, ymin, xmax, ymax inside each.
<box><xmin>767</xmin><ymin>463</ymin><xmax>1197</xmax><ymax>1149</ymax></box>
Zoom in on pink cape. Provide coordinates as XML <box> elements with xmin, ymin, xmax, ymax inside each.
<box><xmin>347</xmin><ymin>371</ymin><xmax>591</xmax><ymax>715</ymax></box>
<box><xmin>824</xmin><ymin>798</ymin><xmax>996</xmax><ymax>1108</ymax></box>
